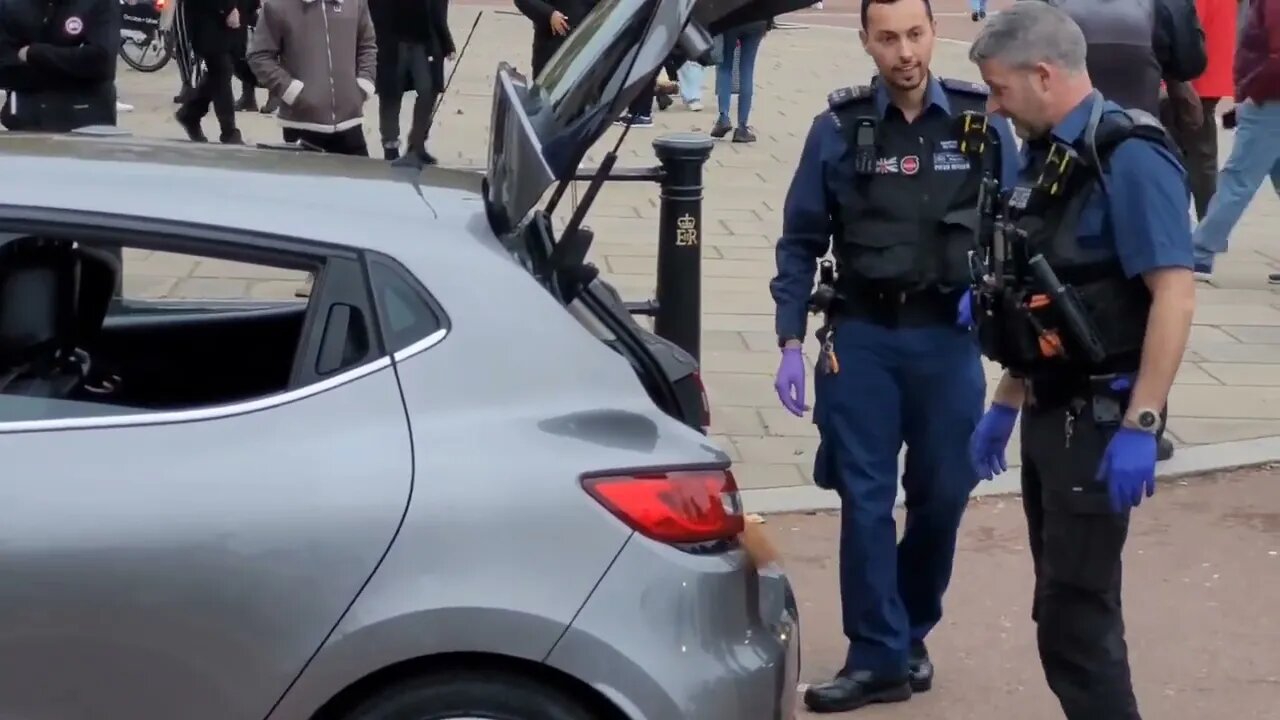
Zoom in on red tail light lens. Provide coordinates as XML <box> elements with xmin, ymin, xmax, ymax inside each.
<box><xmin>583</xmin><ymin>469</ymin><xmax>744</xmax><ymax>544</ymax></box>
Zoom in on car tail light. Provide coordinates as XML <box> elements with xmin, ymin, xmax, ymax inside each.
<box><xmin>583</xmin><ymin>469</ymin><xmax>744</xmax><ymax>545</ymax></box>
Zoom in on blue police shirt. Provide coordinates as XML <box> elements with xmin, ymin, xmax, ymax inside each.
<box><xmin>770</xmin><ymin>76</ymin><xmax>1021</xmax><ymax>341</ymax></box>
<box><xmin>1030</xmin><ymin>93</ymin><xmax>1194</xmax><ymax>279</ymax></box>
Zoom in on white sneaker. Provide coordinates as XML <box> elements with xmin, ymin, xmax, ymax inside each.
<box><xmin>686</xmin><ymin>100</ymin><xmax>703</xmax><ymax>112</ymax></box>
<box><xmin>116</xmin><ymin>101</ymin><xmax>134</xmax><ymax>113</ymax></box>
<box><xmin>813</xmin><ymin>1</ymin><xmax>823</xmax><ymax>8</ymax></box>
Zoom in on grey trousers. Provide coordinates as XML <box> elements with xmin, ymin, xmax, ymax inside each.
<box><xmin>378</xmin><ymin>42</ymin><xmax>439</xmax><ymax>152</ymax></box>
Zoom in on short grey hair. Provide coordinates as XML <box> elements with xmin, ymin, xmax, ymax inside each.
<box><xmin>968</xmin><ymin>2</ymin><xmax>1089</xmax><ymax>74</ymax></box>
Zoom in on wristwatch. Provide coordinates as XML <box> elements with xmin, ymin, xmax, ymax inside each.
<box><xmin>1125</xmin><ymin>408</ymin><xmax>1162</xmax><ymax>434</ymax></box>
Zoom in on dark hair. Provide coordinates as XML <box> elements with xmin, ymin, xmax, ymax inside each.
<box><xmin>860</xmin><ymin>0</ymin><xmax>935</xmax><ymax>29</ymax></box>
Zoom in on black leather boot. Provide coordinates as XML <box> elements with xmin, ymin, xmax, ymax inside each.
<box><xmin>803</xmin><ymin>670</ymin><xmax>912</xmax><ymax>713</ymax></box>
<box><xmin>909</xmin><ymin>641</ymin><xmax>934</xmax><ymax>692</ymax></box>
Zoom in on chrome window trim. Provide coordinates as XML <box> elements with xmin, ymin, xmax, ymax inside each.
<box><xmin>0</xmin><ymin>328</ymin><xmax>447</xmax><ymax>434</ymax></box>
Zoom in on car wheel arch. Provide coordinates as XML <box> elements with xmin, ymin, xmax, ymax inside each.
<box><xmin>307</xmin><ymin>651</ymin><xmax>633</xmax><ymax>720</ymax></box>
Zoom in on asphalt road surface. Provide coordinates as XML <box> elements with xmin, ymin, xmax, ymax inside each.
<box><xmin>773</xmin><ymin>466</ymin><xmax>1280</xmax><ymax>718</ymax></box>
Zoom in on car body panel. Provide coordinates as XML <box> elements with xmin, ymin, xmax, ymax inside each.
<box><xmin>269</xmin><ymin>230</ymin><xmax>735</xmax><ymax>719</ymax></box>
<box><xmin>0</xmin><ymin>364</ymin><xmax>413</xmax><ymax>720</ymax></box>
<box><xmin>547</xmin><ymin>538</ymin><xmax>801</xmax><ymax>720</ymax></box>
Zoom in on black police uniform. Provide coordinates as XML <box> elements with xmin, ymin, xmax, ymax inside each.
<box><xmin>0</xmin><ymin>0</ymin><xmax>119</xmax><ymax>131</ymax></box>
<box><xmin>773</xmin><ymin>76</ymin><xmax>1019</xmax><ymax>714</ymax></box>
<box><xmin>971</xmin><ymin>94</ymin><xmax>1190</xmax><ymax>719</ymax></box>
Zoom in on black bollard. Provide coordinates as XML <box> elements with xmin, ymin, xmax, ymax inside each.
<box><xmin>652</xmin><ymin>132</ymin><xmax>714</xmax><ymax>363</ymax></box>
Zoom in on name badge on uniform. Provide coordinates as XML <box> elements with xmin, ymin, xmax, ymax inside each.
<box><xmin>934</xmin><ymin>140</ymin><xmax>971</xmax><ymax>172</ymax></box>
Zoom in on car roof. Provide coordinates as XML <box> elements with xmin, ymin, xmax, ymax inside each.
<box><xmin>0</xmin><ymin>133</ymin><xmax>491</xmax><ymax>254</ymax></box>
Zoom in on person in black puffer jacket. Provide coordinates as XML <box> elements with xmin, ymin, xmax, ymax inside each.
<box><xmin>0</xmin><ymin>0</ymin><xmax>119</xmax><ymax>131</ymax></box>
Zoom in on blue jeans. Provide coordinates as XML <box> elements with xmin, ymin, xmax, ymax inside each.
<box><xmin>969</xmin><ymin>0</ymin><xmax>986</xmax><ymax>11</ymax></box>
<box><xmin>1193</xmin><ymin>100</ymin><xmax>1280</xmax><ymax>267</ymax></box>
<box><xmin>715</xmin><ymin>28</ymin><xmax>764</xmax><ymax>126</ymax></box>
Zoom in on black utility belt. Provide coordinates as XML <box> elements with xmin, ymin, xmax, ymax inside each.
<box><xmin>831</xmin><ymin>287</ymin><xmax>962</xmax><ymax>328</ymax></box>
<box><xmin>1025</xmin><ymin>370</ymin><xmax>1137</xmax><ymax>413</ymax></box>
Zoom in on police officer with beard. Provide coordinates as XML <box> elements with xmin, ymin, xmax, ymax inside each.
<box><xmin>966</xmin><ymin>4</ymin><xmax>1195</xmax><ymax>718</ymax></box>
<box><xmin>771</xmin><ymin>0</ymin><xmax>1018</xmax><ymax>713</ymax></box>
<box><xmin>0</xmin><ymin>0</ymin><xmax>119</xmax><ymax>130</ymax></box>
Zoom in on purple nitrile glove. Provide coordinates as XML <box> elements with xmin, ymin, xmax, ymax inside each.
<box><xmin>957</xmin><ymin>288</ymin><xmax>974</xmax><ymax>329</ymax></box>
<box><xmin>774</xmin><ymin>347</ymin><xmax>808</xmax><ymax>417</ymax></box>
<box><xmin>1097</xmin><ymin>427</ymin><xmax>1157</xmax><ymax>513</ymax></box>
<box><xmin>969</xmin><ymin>403</ymin><xmax>1018</xmax><ymax>480</ymax></box>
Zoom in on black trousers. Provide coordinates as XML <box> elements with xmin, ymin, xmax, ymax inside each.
<box><xmin>1021</xmin><ymin>393</ymin><xmax>1141</xmax><ymax>720</ymax></box>
<box><xmin>627</xmin><ymin>68</ymin><xmax>661</xmax><ymax>118</ymax></box>
<box><xmin>377</xmin><ymin>42</ymin><xmax>439</xmax><ymax>152</ymax></box>
<box><xmin>283</xmin><ymin>126</ymin><xmax>370</xmax><ymax>156</ymax></box>
<box><xmin>530</xmin><ymin>33</ymin><xmax>566</xmax><ymax>77</ymax></box>
<box><xmin>179</xmin><ymin>51</ymin><xmax>236</xmax><ymax>136</ymax></box>
<box><xmin>1160</xmin><ymin>96</ymin><xmax>1221</xmax><ymax>220</ymax></box>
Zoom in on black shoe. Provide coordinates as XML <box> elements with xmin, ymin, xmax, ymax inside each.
<box><xmin>979</xmin><ymin>9</ymin><xmax>987</xmax><ymax>18</ymax></box>
<box><xmin>234</xmin><ymin>92</ymin><xmax>258</xmax><ymax>113</ymax></box>
<box><xmin>732</xmin><ymin>126</ymin><xmax>757</xmax><ymax>143</ymax></box>
<box><xmin>710</xmin><ymin>116</ymin><xmax>732</xmax><ymax>138</ymax></box>
<box><xmin>971</xmin><ymin>10</ymin><xmax>980</xmax><ymax>20</ymax></box>
<box><xmin>391</xmin><ymin>148</ymin><xmax>433</xmax><ymax>169</ymax></box>
<box><xmin>908</xmin><ymin>641</ymin><xmax>934</xmax><ymax>693</ymax></box>
<box><xmin>174</xmin><ymin>110</ymin><xmax>207</xmax><ymax>142</ymax></box>
<box><xmin>1157</xmin><ymin>434</ymin><xmax>1174</xmax><ymax>461</ymax></box>
<box><xmin>219</xmin><ymin>129</ymin><xmax>245</xmax><ymax>145</ymax></box>
<box><xmin>803</xmin><ymin>671</ymin><xmax>912</xmax><ymax>713</ymax></box>
<box><xmin>656</xmin><ymin>93</ymin><xmax>674</xmax><ymax>111</ymax></box>
<box><xmin>384</xmin><ymin>146</ymin><xmax>400</xmax><ymax>161</ymax></box>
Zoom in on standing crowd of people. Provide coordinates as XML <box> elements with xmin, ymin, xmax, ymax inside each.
<box><xmin>0</xmin><ymin>0</ymin><xmax>454</xmax><ymax>165</ymax></box>
<box><xmin>0</xmin><ymin>0</ymin><xmax>777</xmax><ymax>152</ymax></box>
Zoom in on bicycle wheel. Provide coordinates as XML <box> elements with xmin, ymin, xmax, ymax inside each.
<box><xmin>119</xmin><ymin>33</ymin><xmax>171</xmax><ymax>72</ymax></box>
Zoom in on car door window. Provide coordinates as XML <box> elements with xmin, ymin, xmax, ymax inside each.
<box><xmin>0</xmin><ymin>226</ymin><xmax>378</xmax><ymax>423</ymax></box>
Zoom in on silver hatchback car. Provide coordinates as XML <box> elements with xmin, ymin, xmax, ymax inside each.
<box><xmin>0</xmin><ymin>0</ymin><xmax>803</xmax><ymax>718</ymax></box>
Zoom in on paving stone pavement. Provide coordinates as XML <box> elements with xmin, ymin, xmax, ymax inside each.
<box><xmin>97</xmin><ymin>0</ymin><xmax>1280</xmax><ymax>510</ymax></box>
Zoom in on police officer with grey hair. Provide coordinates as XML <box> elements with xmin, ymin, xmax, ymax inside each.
<box><xmin>1027</xmin><ymin>0</ymin><xmax>1205</xmax><ymax>465</ymax></box>
<box><xmin>966</xmin><ymin>3</ymin><xmax>1196</xmax><ymax>718</ymax></box>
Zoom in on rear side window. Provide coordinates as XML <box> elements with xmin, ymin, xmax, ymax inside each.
<box><xmin>367</xmin><ymin>256</ymin><xmax>444</xmax><ymax>353</ymax></box>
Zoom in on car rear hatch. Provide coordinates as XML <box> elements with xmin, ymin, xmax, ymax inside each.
<box><xmin>481</xmin><ymin>0</ymin><xmax>810</xmax><ymax>432</ymax></box>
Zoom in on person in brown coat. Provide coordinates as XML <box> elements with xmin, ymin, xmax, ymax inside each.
<box><xmin>248</xmin><ymin>0</ymin><xmax>378</xmax><ymax>155</ymax></box>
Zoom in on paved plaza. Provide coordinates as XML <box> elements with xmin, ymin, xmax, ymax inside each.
<box><xmin>99</xmin><ymin>0</ymin><xmax>1280</xmax><ymax>512</ymax></box>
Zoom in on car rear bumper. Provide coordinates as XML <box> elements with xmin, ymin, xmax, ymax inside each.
<box><xmin>545</xmin><ymin>531</ymin><xmax>800</xmax><ymax>720</ymax></box>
